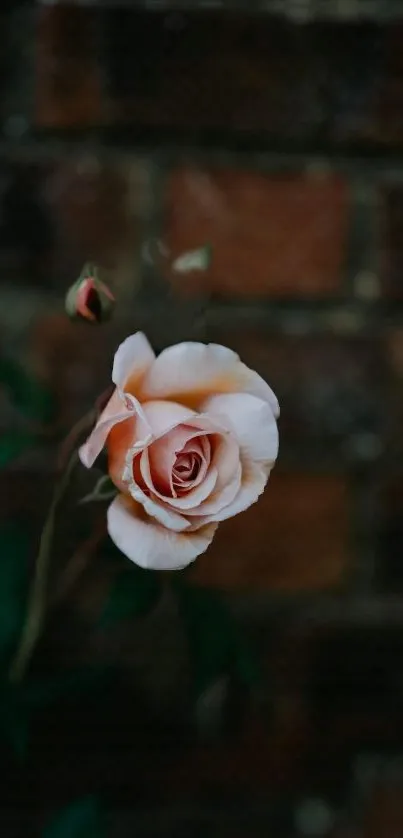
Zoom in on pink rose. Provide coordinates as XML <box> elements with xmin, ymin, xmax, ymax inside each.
<box><xmin>79</xmin><ymin>333</ymin><xmax>279</xmax><ymax>570</ymax></box>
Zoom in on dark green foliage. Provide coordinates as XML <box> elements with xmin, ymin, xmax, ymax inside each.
<box><xmin>0</xmin><ymin>430</ymin><xmax>38</xmax><ymax>467</ymax></box>
<box><xmin>175</xmin><ymin>581</ymin><xmax>260</xmax><ymax>696</ymax></box>
<box><xmin>0</xmin><ymin>522</ymin><xmax>29</xmax><ymax>666</ymax></box>
<box><xmin>0</xmin><ymin>355</ymin><xmax>56</xmax><ymax>424</ymax></box>
<box><xmin>42</xmin><ymin>796</ymin><xmax>105</xmax><ymax>838</ymax></box>
<box><xmin>100</xmin><ymin>556</ymin><xmax>161</xmax><ymax>628</ymax></box>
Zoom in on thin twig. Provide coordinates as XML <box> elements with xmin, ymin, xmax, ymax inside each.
<box><xmin>57</xmin><ymin>409</ymin><xmax>96</xmax><ymax>472</ymax></box>
<box><xmin>8</xmin><ymin>383</ymin><xmax>113</xmax><ymax>683</ymax></box>
<box><xmin>8</xmin><ymin>450</ymin><xmax>79</xmax><ymax>684</ymax></box>
<box><xmin>52</xmin><ymin>519</ymin><xmax>107</xmax><ymax>607</ymax></box>
<box><xmin>57</xmin><ymin>385</ymin><xmax>113</xmax><ymax>472</ymax></box>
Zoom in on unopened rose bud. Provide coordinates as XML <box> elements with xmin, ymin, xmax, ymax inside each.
<box><xmin>65</xmin><ymin>265</ymin><xmax>115</xmax><ymax>323</ymax></box>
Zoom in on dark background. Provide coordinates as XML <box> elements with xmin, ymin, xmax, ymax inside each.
<box><xmin>2</xmin><ymin>1</ymin><xmax>403</xmax><ymax>835</ymax></box>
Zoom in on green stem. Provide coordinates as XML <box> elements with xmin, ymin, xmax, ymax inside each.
<box><xmin>8</xmin><ymin>451</ymin><xmax>79</xmax><ymax>684</ymax></box>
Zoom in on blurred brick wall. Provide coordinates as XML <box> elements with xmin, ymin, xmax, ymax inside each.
<box><xmin>2</xmin><ymin>4</ymin><xmax>403</xmax><ymax>835</ymax></box>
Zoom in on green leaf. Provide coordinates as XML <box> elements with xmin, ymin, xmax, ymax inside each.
<box><xmin>43</xmin><ymin>796</ymin><xmax>105</xmax><ymax>838</ymax></box>
<box><xmin>100</xmin><ymin>567</ymin><xmax>161</xmax><ymax>628</ymax></box>
<box><xmin>0</xmin><ymin>431</ymin><xmax>37</xmax><ymax>468</ymax></box>
<box><xmin>0</xmin><ymin>356</ymin><xmax>55</xmax><ymax>424</ymax></box>
<box><xmin>0</xmin><ymin>522</ymin><xmax>29</xmax><ymax>666</ymax></box>
<box><xmin>175</xmin><ymin>582</ymin><xmax>260</xmax><ymax>696</ymax></box>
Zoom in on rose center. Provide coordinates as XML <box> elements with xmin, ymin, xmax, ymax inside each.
<box><xmin>134</xmin><ymin>428</ymin><xmax>212</xmax><ymax>500</ymax></box>
<box><xmin>172</xmin><ymin>451</ymin><xmax>201</xmax><ymax>487</ymax></box>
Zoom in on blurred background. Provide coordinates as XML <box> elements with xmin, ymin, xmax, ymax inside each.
<box><xmin>2</xmin><ymin>0</ymin><xmax>403</xmax><ymax>835</ymax></box>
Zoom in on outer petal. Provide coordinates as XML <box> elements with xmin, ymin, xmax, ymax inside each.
<box><xmin>107</xmin><ymin>494</ymin><xmax>217</xmax><ymax>570</ymax></box>
<box><xmin>142</xmin><ymin>400</ymin><xmax>196</xmax><ymax>436</ymax></box>
<box><xmin>127</xmin><ymin>481</ymin><xmax>191</xmax><ymax>532</ymax></box>
<box><xmin>139</xmin><ymin>342</ymin><xmax>279</xmax><ymax>416</ymax></box>
<box><xmin>107</xmin><ymin>401</ymin><xmax>154</xmax><ymax>491</ymax></box>
<box><xmin>79</xmin><ymin>390</ymin><xmax>152</xmax><ymax>471</ymax></box>
<box><xmin>79</xmin><ymin>389</ymin><xmax>133</xmax><ymax>469</ymax></box>
<box><xmin>186</xmin><ymin>395</ymin><xmax>279</xmax><ymax>526</ymax></box>
<box><xmin>112</xmin><ymin>332</ymin><xmax>155</xmax><ymax>393</ymax></box>
<box><xmin>192</xmin><ymin>460</ymin><xmax>270</xmax><ymax>525</ymax></box>
<box><xmin>201</xmin><ymin>392</ymin><xmax>279</xmax><ymax>466</ymax></box>
<box><xmin>79</xmin><ymin>331</ymin><xmax>155</xmax><ymax>471</ymax></box>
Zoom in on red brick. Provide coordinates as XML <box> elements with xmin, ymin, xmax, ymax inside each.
<box><xmin>190</xmin><ymin>473</ymin><xmax>350</xmax><ymax>591</ymax></box>
<box><xmin>380</xmin><ymin>186</ymin><xmax>403</xmax><ymax>298</ymax></box>
<box><xmin>328</xmin><ymin>25</ymin><xmax>383</xmax><ymax>146</ymax></box>
<box><xmin>35</xmin><ymin>6</ymin><xmax>102</xmax><ymax>127</ymax></box>
<box><xmin>374</xmin><ymin>25</ymin><xmax>403</xmax><ymax>146</ymax></box>
<box><xmin>0</xmin><ymin>154</ymin><xmax>145</xmax><ymax>293</ymax></box>
<box><xmin>163</xmin><ymin>168</ymin><xmax>349</xmax><ymax>299</ymax></box>
<box><xmin>46</xmin><ymin>158</ymin><xmax>133</xmax><ymax>275</ymax></box>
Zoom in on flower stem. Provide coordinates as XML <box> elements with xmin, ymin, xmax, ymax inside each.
<box><xmin>52</xmin><ymin>519</ymin><xmax>106</xmax><ymax>607</ymax></box>
<box><xmin>8</xmin><ymin>450</ymin><xmax>79</xmax><ymax>684</ymax></box>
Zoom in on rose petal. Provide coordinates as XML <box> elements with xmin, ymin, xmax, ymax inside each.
<box><xmin>201</xmin><ymin>392</ymin><xmax>279</xmax><ymax>465</ymax></box>
<box><xmin>193</xmin><ymin>393</ymin><xmax>278</xmax><ymax>522</ymax></box>
<box><xmin>173</xmin><ymin>437</ymin><xmax>209</xmax><ymax>489</ymax></box>
<box><xmin>80</xmin><ymin>389</ymin><xmax>153</xmax><ymax>473</ymax></box>
<box><xmin>139</xmin><ymin>342</ymin><xmax>279</xmax><ymax>416</ymax></box>
<box><xmin>146</xmin><ymin>430</ymin><xmax>178</xmax><ymax>497</ymax></box>
<box><xmin>145</xmin><ymin>422</ymin><xmax>208</xmax><ymax>497</ymax></box>
<box><xmin>173</xmin><ymin>451</ymin><xmax>197</xmax><ymax>482</ymax></box>
<box><xmin>141</xmin><ymin>415</ymin><xmax>242</xmax><ymax>515</ymax></box>
<box><xmin>173</xmin><ymin>420</ymin><xmax>241</xmax><ymax>516</ymax></box>
<box><xmin>113</xmin><ymin>399</ymin><xmax>193</xmax><ymax>490</ymax></box>
<box><xmin>142</xmin><ymin>400</ymin><xmax>196</xmax><ymax>436</ymax></box>
<box><xmin>139</xmin><ymin>443</ymin><xmax>219</xmax><ymax>510</ymax></box>
<box><xmin>79</xmin><ymin>389</ymin><xmax>134</xmax><ymax>469</ymax></box>
<box><xmin>107</xmin><ymin>401</ymin><xmax>155</xmax><ymax>490</ymax></box>
<box><xmin>184</xmin><ymin>460</ymin><xmax>242</xmax><ymax>516</ymax></box>
<box><xmin>112</xmin><ymin>332</ymin><xmax>155</xmax><ymax>392</ymax></box>
<box><xmin>107</xmin><ymin>416</ymin><xmax>136</xmax><ymax>491</ymax></box>
<box><xmin>199</xmin><ymin>460</ymin><xmax>271</xmax><ymax>524</ymax></box>
<box><xmin>107</xmin><ymin>494</ymin><xmax>217</xmax><ymax>570</ymax></box>
<box><xmin>127</xmin><ymin>481</ymin><xmax>191</xmax><ymax>532</ymax></box>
